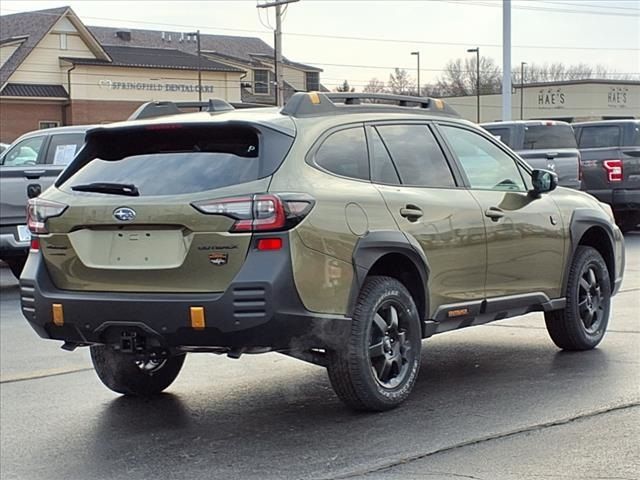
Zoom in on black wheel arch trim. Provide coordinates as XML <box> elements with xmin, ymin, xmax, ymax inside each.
<box><xmin>348</xmin><ymin>230</ymin><xmax>430</xmax><ymax>321</ymax></box>
<box><xmin>566</xmin><ymin>208</ymin><xmax>620</xmax><ymax>294</ymax></box>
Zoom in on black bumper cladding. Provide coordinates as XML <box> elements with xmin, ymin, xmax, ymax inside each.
<box><xmin>20</xmin><ymin>236</ymin><xmax>350</xmax><ymax>352</ymax></box>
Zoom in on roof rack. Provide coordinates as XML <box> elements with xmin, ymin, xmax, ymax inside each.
<box><xmin>127</xmin><ymin>99</ymin><xmax>268</xmax><ymax>120</ymax></box>
<box><xmin>281</xmin><ymin>92</ymin><xmax>460</xmax><ymax>118</ymax></box>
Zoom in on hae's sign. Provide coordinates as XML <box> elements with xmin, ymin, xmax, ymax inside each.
<box><xmin>607</xmin><ymin>87</ymin><xmax>629</xmax><ymax>108</ymax></box>
<box><xmin>537</xmin><ymin>88</ymin><xmax>566</xmax><ymax>108</ymax></box>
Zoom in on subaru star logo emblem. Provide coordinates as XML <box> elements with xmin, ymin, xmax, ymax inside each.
<box><xmin>113</xmin><ymin>207</ymin><xmax>136</xmax><ymax>222</ymax></box>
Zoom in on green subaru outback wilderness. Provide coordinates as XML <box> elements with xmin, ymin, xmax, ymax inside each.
<box><xmin>21</xmin><ymin>92</ymin><xmax>625</xmax><ymax>411</ymax></box>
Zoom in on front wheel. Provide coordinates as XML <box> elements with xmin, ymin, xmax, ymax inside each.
<box><xmin>90</xmin><ymin>345</ymin><xmax>186</xmax><ymax>396</ymax></box>
<box><xmin>327</xmin><ymin>276</ymin><xmax>422</xmax><ymax>412</ymax></box>
<box><xmin>544</xmin><ymin>246</ymin><xmax>611</xmax><ymax>351</ymax></box>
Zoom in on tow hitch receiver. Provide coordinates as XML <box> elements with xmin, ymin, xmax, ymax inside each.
<box><xmin>119</xmin><ymin>331</ymin><xmax>146</xmax><ymax>354</ymax></box>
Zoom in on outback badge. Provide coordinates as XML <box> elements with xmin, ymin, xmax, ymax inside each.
<box><xmin>209</xmin><ymin>253</ymin><xmax>228</xmax><ymax>266</ymax></box>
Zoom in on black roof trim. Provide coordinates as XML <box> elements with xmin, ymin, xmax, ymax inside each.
<box><xmin>0</xmin><ymin>83</ymin><xmax>68</xmax><ymax>98</ymax></box>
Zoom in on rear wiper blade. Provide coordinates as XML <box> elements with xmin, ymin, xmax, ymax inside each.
<box><xmin>71</xmin><ymin>182</ymin><xmax>140</xmax><ymax>196</ymax></box>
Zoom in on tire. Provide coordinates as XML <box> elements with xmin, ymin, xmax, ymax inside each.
<box><xmin>90</xmin><ymin>345</ymin><xmax>186</xmax><ymax>396</ymax></box>
<box><xmin>326</xmin><ymin>275</ymin><xmax>422</xmax><ymax>412</ymax></box>
<box><xmin>4</xmin><ymin>256</ymin><xmax>26</xmax><ymax>279</ymax></box>
<box><xmin>544</xmin><ymin>246</ymin><xmax>611</xmax><ymax>351</ymax></box>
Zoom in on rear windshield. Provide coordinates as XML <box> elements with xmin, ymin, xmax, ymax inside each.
<box><xmin>61</xmin><ymin>124</ymin><xmax>293</xmax><ymax>196</ymax></box>
<box><xmin>523</xmin><ymin>124</ymin><xmax>577</xmax><ymax>150</ymax></box>
<box><xmin>578</xmin><ymin>125</ymin><xmax>622</xmax><ymax>148</ymax></box>
<box><xmin>483</xmin><ymin>127</ymin><xmax>513</xmax><ymax>148</ymax></box>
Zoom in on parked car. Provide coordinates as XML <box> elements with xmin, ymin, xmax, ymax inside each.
<box><xmin>0</xmin><ymin>126</ymin><xmax>91</xmax><ymax>277</ymax></box>
<box><xmin>481</xmin><ymin>120</ymin><xmax>581</xmax><ymax>189</ymax></box>
<box><xmin>20</xmin><ymin>93</ymin><xmax>624</xmax><ymax>411</ymax></box>
<box><xmin>572</xmin><ymin>120</ymin><xmax>639</xmax><ymax>233</ymax></box>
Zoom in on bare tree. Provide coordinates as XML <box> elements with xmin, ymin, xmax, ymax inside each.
<box><xmin>334</xmin><ymin>80</ymin><xmax>355</xmax><ymax>92</ymax></box>
<box><xmin>437</xmin><ymin>56</ymin><xmax>501</xmax><ymax>96</ymax></box>
<box><xmin>363</xmin><ymin>78</ymin><xmax>387</xmax><ymax>94</ymax></box>
<box><xmin>388</xmin><ymin>68</ymin><xmax>415</xmax><ymax>95</ymax></box>
<box><xmin>512</xmin><ymin>62</ymin><xmax>622</xmax><ymax>84</ymax></box>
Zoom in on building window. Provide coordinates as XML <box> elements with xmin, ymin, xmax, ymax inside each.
<box><xmin>39</xmin><ymin>121</ymin><xmax>60</xmax><ymax>129</ymax></box>
<box><xmin>59</xmin><ymin>33</ymin><xmax>67</xmax><ymax>50</ymax></box>
<box><xmin>306</xmin><ymin>72</ymin><xmax>320</xmax><ymax>92</ymax></box>
<box><xmin>254</xmin><ymin>70</ymin><xmax>270</xmax><ymax>95</ymax></box>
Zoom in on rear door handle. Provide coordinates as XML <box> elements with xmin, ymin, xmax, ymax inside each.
<box><xmin>485</xmin><ymin>207</ymin><xmax>505</xmax><ymax>221</ymax></box>
<box><xmin>400</xmin><ymin>205</ymin><xmax>423</xmax><ymax>221</ymax></box>
<box><xmin>24</xmin><ymin>169</ymin><xmax>45</xmax><ymax>179</ymax></box>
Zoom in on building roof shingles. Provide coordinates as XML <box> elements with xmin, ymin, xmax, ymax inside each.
<box><xmin>0</xmin><ymin>83</ymin><xmax>69</xmax><ymax>97</ymax></box>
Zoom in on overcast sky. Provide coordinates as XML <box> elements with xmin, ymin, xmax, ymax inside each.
<box><xmin>2</xmin><ymin>0</ymin><xmax>639</xmax><ymax>90</ymax></box>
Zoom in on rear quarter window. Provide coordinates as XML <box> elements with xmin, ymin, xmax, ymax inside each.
<box><xmin>523</xmin><ymin>124</ymin><xmax>577</xmax><ymax>150</ymax></box>
<box><xmin>578</xmin><ymin>126</ymin><xmax>621</xmax><ymax>148</ymax></box>
<box><xmin>61</xmin><ymin>124</ymin><xmax>293</xmax><ymax>196</ymax></box>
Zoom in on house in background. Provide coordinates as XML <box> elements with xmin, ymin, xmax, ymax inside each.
<box><xmin>0</xmin><ymin>6</ymin><xmax>322</xmax><ymax>142</ymax></box>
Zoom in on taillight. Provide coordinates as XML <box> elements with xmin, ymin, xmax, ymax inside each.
<box><xmin>27</xmin><ymin>198</ymin><xmax>68</xmax><ymax>234</ymax></box>
<box><xmin>192</xmin><ymin>193</ymin><xmax>314</xmax><ymax>233</ymax></box>
<box><xmin>30</xmin><ymin>238</ymin><xmax>40</xmax><ymax>251</ymax></box>
<box><xmin>603</xmin><ymin>159</ymin><xmax>623</xmax><ymax>182</ymax></box>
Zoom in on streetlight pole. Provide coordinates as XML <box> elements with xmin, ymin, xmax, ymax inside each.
<box><xmin>411</xmin><ymin>51</ymin><xmax>420</xmax><ymax>96</ymax></box>
<box><xmin>520</xmin><ymin>61</ymin><xmax>527</xmax><ymax>120</ymax></box>
<box><xmin>467</xmin><ymin>47</ymin><xmax>480</xmax><ymax>123</ymax></box>
<box><xmin>257</xmin><ymin>0</ymin><xmax>300</xmax><ymax>107</ymax></box>
<box><xmin>188</xmin><ymin>30</ymin><xmax>202</xmax><ymax>102</ymax></box>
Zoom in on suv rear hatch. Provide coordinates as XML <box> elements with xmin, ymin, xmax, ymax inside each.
<box><xmin>517</xmin><ymin>122</ymin><xmax>581</xmax><ymax>189</ymax></box>
<box><xmin>36</xmin><ymin>121</ymin><xmax>294</xmax><ymax>293</ymax></box>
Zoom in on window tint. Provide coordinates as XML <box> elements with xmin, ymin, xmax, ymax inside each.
<box><xmin>578</xmin><ymin>126</ymin><xmax>621</xmax><ymax>148</ymax></box>
<box><xmin>62</xmin><ymin>125</ymin><xmax>293</xmax><ymax>196</ymax></box>
<box><xmin>254</xmin><ymin>70</ymin><xmax>269</xmax><ymax>94</ymax></box>
<box><xmin>633</xmin><ymin>125</ymin><xmax>640</xmax><ymax>146</ymax></box>
<box><xmin>1</xmin><ymin>136</ymin><xmax>45</xmax><ymax>166</ymax></box>
<box><xmin>368</xmin><ymin>127</ymin><xmax>400</xmax><ymax>185</ymax></box>
<box><xmin>439</xmin><ymin>125</ymin><xmax>526</xmax><ymax>191</ymax></box>
<box><xmin>483</xmin><ymin>127</ymin><xmax>513</xmax><ymax>148</ymax></box>
<box><xmin>45</xmin><ymin>133</ymin><xmax>85</xmax><ymax>165</ymax></box>
<box><xmin>315</xmin><ymin>127</ymin><xmax>369</xmax><ymax>180</ymax></box>
<box><xmin>376</xmin><ymin>125</ymin><xmax>455</xmax><ymax>187</ymax></box>
<box><xmin>523</xmin><ymin>124</ymin><xmax>577</xmax><ymax>149</ymax></box>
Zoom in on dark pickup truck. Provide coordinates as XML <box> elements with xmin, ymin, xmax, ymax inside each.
<box><xmin>481</xmin><ymin>120</ymin><xmax>581</xmax><ymax>190</ymax></box>
<box><xmin>573</xmin><ymin>120</ymin><xmax>640</xmax><ymax>233</ymax></box>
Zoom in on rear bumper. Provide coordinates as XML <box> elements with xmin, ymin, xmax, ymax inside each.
<box><xmin>585</xmin><ymin>188</ymin><xmax>640</xmax><ymax>211</ymax></box>
<box><xmin>20</xmin><ymin>237</ymin><xmax>351</xmax><ymax>352</ymax></box>
<box><xmin>0</xmin><ymin>228</ymin><xmax>29</xmax><ymax>259</ymax></box>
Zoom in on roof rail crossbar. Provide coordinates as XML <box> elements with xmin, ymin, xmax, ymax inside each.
<box><xmin>128</xmin><ymin>99</ymin><xmax>241</xmax><ymax>120</ymax></box>
<box><xmin>281</xmin><ymin>92</ymin><xmax>459</xmax><ymax>118</ymax></box>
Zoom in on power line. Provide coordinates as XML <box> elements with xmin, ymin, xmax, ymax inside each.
<box><xmin>0</xmin><ymin>7</ymin><xmax>638</xmax><ymax>51</ymax></box>
<box><xmin>541</xmin><ymin>1</ymin><xmax>640</xmax><ymax>12</ymax></box>
<box><xmin>437</xmin><ymin>0</ymin><xmax>640</xmax><ymax>16</ymax></box>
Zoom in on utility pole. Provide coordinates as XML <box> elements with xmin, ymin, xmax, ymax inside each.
<box><xmin>520</xmin><ymin>61</ymin><xmax>527</xmax><ymax>120</ymax></box>
<box><xmin>467</xmin><ymin>47</ymin><xmax>480</xmax><ymax>123</ymax></box>
<box><xmin>411</xmin><ymin>51</ymin><xmax>420</xmax><ymax>96</ymax></box>
<box><xmin>502</xmin><ymin>0</ymin><xmax>512</xmax><ymax>120</ymax></box>
<box><xmin>257</xmin><ymin>0</ymin><xmax>299</xmax><ymax>107</ymax></box>
<box><xmin>187</xmin><ymin>30</ymin><xmax>202</xmax><ymax>102</ymax></box>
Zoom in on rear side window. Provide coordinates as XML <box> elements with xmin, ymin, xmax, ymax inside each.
<box><xmin>578</xmin><ymin>126</ymin><xmax>621</xmax><ymax>148</ymax></box>
<box><xmin>315</xmin><ymin>127</ymin><xmax>369</xmax><ymax>180</ymax></box>
<box><xmin>45</xmin><ymin>133</ymin><xmax>85</xmax><ymax>165</ymax></box>
<box><xmin>368</xmin><ymin>127</ymin><xmax>401</xmax><ymax>185</ymax></box>
<box><xmin>523</xmin><ymin>124</ymin><xmax>577</xmax><ymax>149</ymax></box>
<box><xmin>376</xmin><ymin>124</ymin><xmax>455</xmax><ymax>187</ymax></box>
<box><xmin>62</xmin><ymin>124</ymin><xmax>293</xmax><ymax>196</ymax></box>
<box><xmin>484</xmin><ymin>127</ymin><xmax>513</xmax><ymax>148</ymax></box>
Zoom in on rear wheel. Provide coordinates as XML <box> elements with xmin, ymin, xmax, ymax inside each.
<box><xmin>544</xmin><ymin>246</ymin><xmax>611</xmax><ymax>351</ymax></box>
<box><xmin>90</xmin><ymin>345</ymin><xmax>185</xmax><ymax>396</ymax></box>
<box><xmin>327</xmin><ymin>276</ymin><xmax>422</xmax><ymax>412</ymax></box>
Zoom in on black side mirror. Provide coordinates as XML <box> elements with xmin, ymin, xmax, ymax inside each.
<box><xmin>530</xmin><ymin>169</ymin><xmax>558</xmax><ymax>196</ymax></box>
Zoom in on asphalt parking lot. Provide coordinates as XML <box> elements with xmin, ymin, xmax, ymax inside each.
<box><xmin>1</xmin><ymin>234</ymin><xmax>638</xmax><ymax>480</ymax></box>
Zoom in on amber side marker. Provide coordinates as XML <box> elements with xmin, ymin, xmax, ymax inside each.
<box><xmin>190</xmin><ymin>307</ymin><xmax>206</xmax><ymax>330</ymax></box>
<box><xmin>308</xmin><ymin>92</ymin><xmax>321</xmax><ymax>104</ymax></box>
<box><xmin>447</xmin><ymin>308</ymin><xmax>469</xmax><ymax>318</ymax></box>
<box><xmin>52</xmin><ymin>304</ymin><xmax>64</xmax><ymax>326</ymax></box>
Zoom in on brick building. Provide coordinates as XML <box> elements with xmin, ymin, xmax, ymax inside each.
<box><xmin>0</xmin><ymin>6</ymin><xmax>322</xmax><ymax>142</ymax></box>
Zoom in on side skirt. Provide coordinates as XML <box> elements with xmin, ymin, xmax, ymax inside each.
<box><xmin>422</xmin><ymin>293</ymin><xmax>566</xmax><ymax>338</ymax></box>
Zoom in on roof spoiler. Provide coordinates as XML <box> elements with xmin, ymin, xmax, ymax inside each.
<box><xmin>127</xmin><ymin>99</ymin><xmax>268</xmax><ymax>120</ymax></box>
<box><xmin>281</xmin><ymin>92</ymin><xmax>460</xmax><ymax>118</ymax></box>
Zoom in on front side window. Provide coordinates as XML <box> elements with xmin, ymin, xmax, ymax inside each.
<box><xmin>254</xmin><ymin>70</ymin><xmax>270</xmax><ymax>95</ymax></box>
<box><xmin>45</xmin><ymin>133</ymin><xmax>85</xmax><ymax>165</ymax></box>
<box><xmin>439</xmin><ymin>125</ymin><xmax>526</xmax><ymax>192</ymax></box>
<box><xmin>315</xmin><ymin>127</ymin><xmax>369</xmax><ymax>180</ymax></box>
<box><xmin>483</xmin><ymin>127</ymin><xmax>513</xmax><ymax>149</ymax></box>
<box><xmin>1</xmin><ymin>136</ymin><xmax>45</xmax><ymax>166</ymax></box>
<box><xmin>376</xmin><ymin>124</ymin><xmax>455</xmax><ymax>188</ymax></box>
<box><xmin>578</xmin><ymin>126</ymin><xmax>621</xmax><ymax>148</ymax></box>
<box><xmin>523</xmin><ymin>124</ymin><xmax>577</xmax><ymax>149</ymax></box>
<box><xmin>368</xmin><ymin>127</ymin><xmax>400</xmax><ymax>185</ymax></box>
